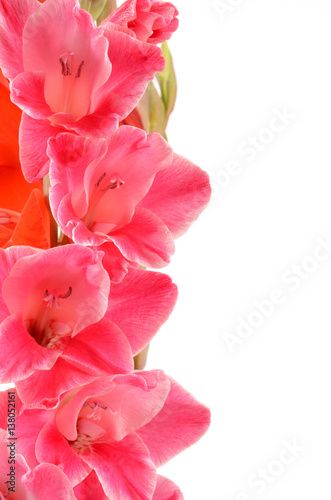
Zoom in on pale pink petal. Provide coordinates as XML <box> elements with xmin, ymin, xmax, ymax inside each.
<box><xmin>56</xmin><ymin>378</ymin><xmax>116</xmax><ymax>442</ymax></box>
<box><xmin>153</xmin><ymin>475</ymin><xmax>184</xmax><ymax>500</ymax></box>
<box><xmin>16</xmin><ymin>358</ymin><xmax>100</xmax><ymax>410</ymax></box>
<box><xmin>137</xmin><ymin>377</ymin><xmax>211</xmax><ymax>467</ymax></box>
<box><xmin>0</xmin><ymin>0</ymin><xmax>39</xmax><ymax>80</ymax></box>
<box><xmin>10</xmin><ymin>71</ymin><xmax>52</xmax><ymax>118</ymax></box>
<box><xmin>19</xmin><ymin>112</ymin><xmax>57</xmax><ymax>182</ymax></box>
<box><xmin>109</xmin><ymin>207</ymin><xmax>175</xmax><ymax>268</ymax></box>
<box><xmin>106</xmin><ymin>268</ymin><xmax>178</xmax><ymax>355</ymax></box>
<box><xmin>2</xmin><ymin>245</ymin><xmax>110</xmax><ymax>337</ymax></box>
<box><xmin>22</xmin><ymin>463</ymin><xmax>77</xmax><ymax>500</ymax></box>
<box><xmin>80</xmin><ymin>433</ymin><xmax>156</xmax><ymax>500</ymax></box>
<box><xmin>139</xmin><ymin>153</ymin><xmax>211</xmax><ymax>238</ymax></box>
<box><xmin>61</xmin><ymin>318</ymin><xmax>134</xmax><ymax>376</ymax></box>
<box><xmin>0</xmin><ymin>313</ymin><xmax>60</xmax><ymax>383</ymax></box>
<box><xmin>74</xmin><ymin>471</ymin><xmax>108</xmax><ymax>500</ymax></box>
<box><xmin>96</xmin><ymin>27</ymin><xmax>164</xmax><ymax>117</ymax></box>
<box><xmin>36</xmin><ymin>421</ymin><xmax>91</xmax><ymax>486</ymax></box>
<box><xmin>23</xmin><ymin>0</ymin><xmax>111</xmax><ymax>120</ymax></box>
<box><xmin>62</xmin><ymin>91</ymin><xmax>127</xmax><ymax>138</ymax></box>
<box><xmin>76</xmin><ymin>371</ymin><xmax>170</xmax><ymax>442</ymax></box>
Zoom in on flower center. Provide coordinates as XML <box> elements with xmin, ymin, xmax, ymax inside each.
<box><xmin>59</xmin><ymin>52</ymin><xmax>85</xmax><ymax>79</ymax></box>
<box><xmin>83</xmin><ymin>172</ymin><xmax>125</xmax><ymax>230</ymax></box>
<box><xmin>27</xmin><ymin>286</ymin><xmax>73</xmax><ymax>347</ymax></box>
<box><xmin>82</xmin><ymin>400</ymin><xmax>117</xmax><ymax>421</ymax></box>
<box><xmin>44</xmin><ymin>287</ymin><xmax>72</xmax><ymax>309</ymax></box>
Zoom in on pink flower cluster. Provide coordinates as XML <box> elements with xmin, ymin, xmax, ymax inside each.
<box><xmin>0</xmin><ymin>0</ymin><xmax>211</xmax><ymax>498</ymax></box>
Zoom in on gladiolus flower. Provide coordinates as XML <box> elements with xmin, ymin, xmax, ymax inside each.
<box><xmin>0</xmin><ymin>245</ymin><xmax>177</xmax><ymax>407</ymax></box>
<box><xmin>105</xmin><ymin>0</ymin><xmax>179</xmax><ymax>45</ymax></box>
<box><xmin>0</xmin><ymin>0</ymin><xmax>165</xmax><ymax>182</ymax></box>
<box><xmin>4</xmin><ymin>372</ymin><xmax>210</xmax><ymax>499</ymax></box>
<box><xmin>47</xmin><ymin>126</ymin><xmax>211</xmax><ymax>272</ymax></box>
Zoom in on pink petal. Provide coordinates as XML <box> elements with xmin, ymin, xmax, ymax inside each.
<box><xmin>74</xmin><ymin>471</ymin><xmax>108</xmax><ymax>500</ymax></box>
<box><xmin>137</xmin><ymin>377</ymin><xmax>211</xmax><ymax>467</ymax></box>
<box><xmin>97</xmin><ymin>27</ymin><xmax>165</xmax><ymax>117</ymax></box>
<box><xmin>19</xmin><ymin>112</ymin><xmax>57</xmax><ymax>182</ymax></box>
<box><xmin>0</xmin><ymin>313</ymin><xmax>60</xmax><ymax>383</ymax></box>
<box><xmin>109</xmin><ymin>207</ymin><xmax>175</xmax><ymax>268</ymax></box>
<box><xmin>36</xmin><ymin>421</ymin><xmax>91</xmax><ymax>486</ymax></box>
<box><xmin>10</xmin><ymin>71</ymin><xmax>52</xmax><ymax>119</ymax></box>
<box><xmin>15</xmin><ymin>404</ymin><xmax>53</xmax><ymax>469</ymax></box>
<box><xmin>0</xmin><ymin>246</ymin><xmax>38</xmax><ymax>323</ymax></box>
<box><xmin>80</xmin><ymin>433</ymin><xmax>156</xmax><ymax>500</ymax></box>
<box><xmin>16</xmin><ymin>357</ymin><xmax>100</xmax><ymax>410</ymax></box>
<box><xmin>0</xmin><ymin>432</ymin><xmax>29</xmax><ymax>499</ymax></box>
<box><xmin>0</xmin><ymin>0</ymin><xmax>39</xmax><ymax>80</ymax></box>
<box><xmin>139</xmin><ymin>153</ymin><xmax>211</xmax><ymax>239</ymax></box>
<box><xmin>95</xmin><ymin>242</ymin><xmax>135</xmax><ymax>283</ymax></box>
<box><xmin>106</xmin><ymin>268</ymin><xmax>178</xmax><ymax>355</ymax></box>
<box><xmin>22</xmin><ymin>0</ymin><xmax>111</xmax><ymax>120</ymax></box>
<box><xmin>48</xmin><ymin>132</ymin><xmax>107</xmax><ymax>226</ymax></box>
<box><xmin>62</xmin><ymin>318</ymin><xmax>134</xmax><ymax>376</ymax></box>
<box><xmin>22</xmin><ymin>463</ymin><xmax>77</xmax><ymax>500</ymax></box>
<box><xmin>153</xmin><ymin>475</ymin><xmax>184</xmax><ymax>500</ymax></box>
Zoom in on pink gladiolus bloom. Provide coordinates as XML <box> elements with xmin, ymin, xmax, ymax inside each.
<box><xmin>0</xmin><ymin>246</ymin><xmax>177</xmax><ymax>408</ymax></box>
<box><xmin>47</xmin><ymin>127</ymin><xmax>211</xmax><ymax>271</ymax></box>
<box><xmin>105</xmin><ymin>0</ymin><xmax>179</xmax><ymax>45</ymax></box>
<box><xmin>0</xmin><ymin>0</ymin><xmax>165</xmax><ymax>182</ymax></box>
<box><xmin>5</xmin><ymin>372</ymin><xmax>210</xmax><ymax>499</ymax></box>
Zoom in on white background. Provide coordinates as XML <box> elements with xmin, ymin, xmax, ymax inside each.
<box><xmin>148</xmin><ymin>0</ymin><xmax>331</xmax><ymax>499</ymax></box>
<box><xmin>2</xmin><ymin>1</ymin><xmax>331</xmax><ymax>499</ymax></box>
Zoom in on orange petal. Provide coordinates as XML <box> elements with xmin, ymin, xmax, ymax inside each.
<box><xmin>4</xmin><ymin>189</ymin><xmax>50</xmax><ymax>249</ymax></box>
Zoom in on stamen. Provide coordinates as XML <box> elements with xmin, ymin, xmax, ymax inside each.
<box><xmin>99</xmin><ymin>173</ymin><xmax>125</xmax><ymax>191</ymax></box>
<box><xmin>0</xmin><ymin>209</ymin><xmax>20</xmax><ymax>224</ymax></box>
<box><xmin>59</xmin><ymin>286</ymin><xmax>72</xmax><ymax>299</ymax></box>
<box><xmin>43</xmin><ymin>287</ymin><xmax>72</xmax><ymax>309</ymax></box>
<box><xmin>59</xmin><ymin>58</ymin><xmax>66</xmax><ymax>76</ymax></box>
<box><xmin>66</xmin><ymin>60</ymin><xmax>72</xmax><ymax>76</ymax></box>
<box><xmin>75</xmin><ymin>60</ymin><xmax>85</xmax><ymax>78</ymax></box>
<box><xmin>95</xmin><ymin>172</ymin><xmax>106</xmax><ymax>187</ymax></box>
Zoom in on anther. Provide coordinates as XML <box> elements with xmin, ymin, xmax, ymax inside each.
<box><xmin>59</xmin><ymin>58</ymin><xmax>66</xmax><ymax>76</ymax></box>
<box><xmin>44</xmin><ymin>287</ymin><xmax>72</xmax><ymax>309</ymax></box>
<box><xmin>100</xmin><ymin>173</ymin><xmax>125</xmax><ymax>191</ymax></box>
<box><xmin>75</xmin><ymin>60</ymin><xmax>85</xmax><ymax>79</ymax></box>
<box><xmin>59</xmin><ymin>286</ymin><xmax>72</xmax><ymax>299</ymax></box>
<box><xmin>95</xmin><ymin>172</ymin><xmax>106</xmax><ymax>187</ymax></box>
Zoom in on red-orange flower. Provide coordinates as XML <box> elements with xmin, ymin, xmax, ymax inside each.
<box><xmin>0</xmin><ymin>69</ymin><xmax>50</xmax><ymax>248</ymax></box>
